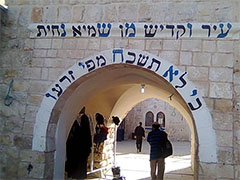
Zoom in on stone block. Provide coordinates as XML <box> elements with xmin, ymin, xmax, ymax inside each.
<box><xmin>212</xmin><ymin>53</ymin><xmax>234</xmax><ymax>68</ymax></box>
<box><xmin>194</xmin><ymin>81</ymin><xmax>209</xmax><ymax>97</ymax></box>
<box><xmin>0</xmin><ymin>135</ymin><xmax>11</xmax><ymax>145</ymax></box>
<box><xmin>24</xmin><ymin>39</ymin><xmax>34</xmax><ymax>50</ymax></box>
<box><xmin>27</xmin><ymin>95</ymin><xmax>42</xmax><ymax>105</ymax></box>
<box><xmin>217</xmin><ymin>147</ymin><xmax>233</xmax><ymax>164</ymax></box>
<box><xmin>33</xmin><ymin>49</ymin><xmax>47</xmax><ymax>58</ymax></box>
<box><xmin>24</xmin><ymin>67</ymin><xmax>41</xmax><ymax>80</ymax></box>
<box><xmin>202</xmin><ymin>40</ymin><xmax>216</xmax><ymax>52</ymax></box>
<box><xmin>217</xmin><ymin>40</ymin><xmax>234</xmax><ymax>53</ymax></box>
<box><xmin>48</xmin><ymin>68</ymin><xmax>64</xmax><ymax>80</ymax></box>
<box><xmin>22</xmin><ymin>122</ymin><xmax>34</xmax><ymax>135</ymax></box>
<box><xmin>57</xmin><ymin>5</ymin><xmax>71</xmax><ymax>22</ymax></box>
<box><xmin>118</xmin><ymin>4</ymin><xmax>137</xmax><ymax>22</ymax></box>
<box><xmin>34</xmin><ymin>39</ymin><xmax>51</xmax><ymax>49</ymax></box>
<box><xmin>235</xmin><ymin>165</ymin><xmax>240</xmax><ymax>179</ymax></box>
<box><xmin>212</xmin><ymin>112</ymin><xmax>233</xmax><ymax>131</ymax></box>
<box><xmin>18</xmin><ymin>162</ymin><xmax>44</xmax><ymax>179</ymax></box>
<box><xmin>57</xmin><ymin>50</ymin><xmax>72</xmax><ymax>58</ymax></box>
<box><xmin>114</xmin><ymin>39</ymin><xmax>128</xmax><ymax>48</ymax></box>
<box><xmin>18</xmin><ymin>7</ymin><xmax>31</xmax><ymax>26</ymax></box>
<box><xmin>216</xmin><ymin>130</ymin><xmax>233</xmax><ymax>147</ymax></box>
<box><xmin>100</xmin><ymin>39</ymin><xmax>114</xmax><ymax>50</ymax></box>
<box><xmin>20</xmin><ymin>150</ymin><xmax>45</xmax><ymax>163</ymax></box>
<box><xmin>68</xmin><ymin>50</ymin><xmax>84</xmax><ymax>59</ymax></box>
<box><xmin>151</xmin><ymin>2</ymin><xmax>174</xmax><ymax>22</ymax></box>
<box><xmin>204</xmin><ymin>97</ymin><xmax>215</xmax><ymax>112</ymax></box>
<box><xmin>215</xmin><ymin>99</ymin><xmax>233</xmax><ymax>112</ymax></box>
<box><xmin>83</xmin><ymin>5</ymin><xmax>103</xmax><ymax>22</ymax></box>
<box><xmin>199</xmin><ymin>162</ymin><xmax>234</xmax><ymax>178</ymax></box>
<box><xmin>146</xmin><ymin>40</ymin><xmax>162</xmax><ymax>50</ymax></box>
<box><xmin>209</xmin><ymin>67</ymin><xmax>233</xmax><ymax>83</ymax></box>
<box><xmin>163</xmin><ymin>40</ymin><xmax>180</xmax><ymax>51</ymax></box>
<box><xmin>25</xmin><ymin>105</ymin><xmax>38</xmax><ymax>122</ymax></box>
<box><xmin>181</xmin><ymin>40</ymin><xmax>201</xmax><ymax>52</ymax></box>
<box><xmin>63</xmin><ymin>39</ymin><xmax>77</xmax><ymax>50</ymax></box>
<box><xmin>13</xmin><ymin>136</ymin><xmax>32</xmax><ymax>150</ymax></box>
<box><xmin>138</xmin><ymin>3</ymin><xmax>152</xmax><ymax>22</ymax></box>
<box><xmin>209</xmin><ymin>82</ymin><xmax>232</xmax><ymax>99</ymax></box>
<box><xmin>76</xmin><ymin>38</ymin><xmax>88</xmax><ymax>49</ymax></box>
<box><xmin>72</xmin><ymin>5</ymin><xmax>85</xmax><ymax>22</ymax></box>
<box><xmin>103</xmin><ymin>4</ymin><xmax>118</xmax><ymax>22</ymax></box>
<box><xmin>234</xmin><ymin>72</ymin><xmax>240</xmax><ymax>84</ymax></box>
<box><xmin>44</xmin><ymin>58</ymin><xmax>65</xmax><ymax>68</ymax></box>
<box><xmin>128</xmin><ymin>40</ymin><xmax>145</xmax><ymax>50</ymax></box>
<box><xmin>193</xmin><ymin>52</ymin><xmax>211</xmax><ymax>66</ymax></box>
<box><xmin>88</xmin><ymin>39</ymin><xmax>100</xmax><ymax>50</ymax></box>
<box><xmin>186</xmin><ymin>66</ymin><xmax>208</xmax><ymax>81</ymax></box>
<box><xmin>180</xmin><ymin>52</ymin><xmax>192</xmax><ymax>65</ymax></box>
<box><xmin>47</xmin><ymin>50</ymin><xmax>57</xmax><ymax>58</ymax></box>
<box><xmin>41</xmin><ymin>68</ymin><xmax>49</xmax><ymax>80</ymax></box>
<box><xmin>31</xmin><ymin>7</ymin><xmax>42</xmax><ymax>23</ymax></box>
<box><xmin>159</xmin><ymin>50</ymin><xmax>179</xmax><ymax>65</ymax></box>
<box><xmin>29</xmin><ymin>80</ymin><xmax>51</xmax><ymax>94</ymax></box>
<box><xmin>42</xmin><ymin>6</ymin><xmax>57</xmax><ymax>23</ymax></box>
<box><xmin>52</xmin><ymin>39</ymin><xmax>63</xmax><ymax>49</ymax></box>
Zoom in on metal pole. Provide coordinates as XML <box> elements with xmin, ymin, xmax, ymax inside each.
<box><xmin>114</xmin><ymin>125</ymin><xmax>117</xmax><ymax>167</ymax></box>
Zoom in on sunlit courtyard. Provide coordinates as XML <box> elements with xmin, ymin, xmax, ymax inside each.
<box><xmin>104</xmin><ymin>140</ymin><xmax>193</xmax><ymax>180</ymax></box>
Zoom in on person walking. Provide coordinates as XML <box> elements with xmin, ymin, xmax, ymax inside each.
<box><xmin>147</xmin><ymin>122</ymin><xmax>168</xmax><ymax>180</ymax></box>
<box><xmin>134</xmin><ymin>122</ymin><xmax>145</xmax><ymax>153</ymax></box>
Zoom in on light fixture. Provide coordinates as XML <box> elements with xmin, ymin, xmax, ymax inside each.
<box><xmin>141</xmin><ymin>84</ymin><xmax>145</xmax><ymax>94</ymax></box>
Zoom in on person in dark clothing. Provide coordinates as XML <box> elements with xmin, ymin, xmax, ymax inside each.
<box><xmin>94</xmin><ymin>113</ymin><xmax>108</xmax><ymax>149</ymax></box>
<box><xmin>134</xmin><ymin>122</ymin><xmax>145</xmax><ymax>153</ymax></box>
<box><xmin>66</xmin><ymin>113</ymin><xmax>92</xmax><ymax>179</ymax></box>
<box><xmin>147</xmin><ymin>122</ymin><xmax>168</xmax><ymax>180</ymax></box>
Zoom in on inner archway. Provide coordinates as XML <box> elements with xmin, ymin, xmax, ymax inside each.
<box><xmin>32</xmin><ymin>49</ymin><xmax>217</xmax><ymax>179</ymax></box>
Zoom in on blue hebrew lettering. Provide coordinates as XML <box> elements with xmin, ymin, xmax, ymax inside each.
<box><xmin>51</xmin><ymin>25</ymin><xmax>60</xmax><ymax>36</ymax></box>
<box><xmin>190</xmin><ymin>89</ymin><xmax>198</xmax><ymax>96</ymax></box>
<box><xmin>163</xmin><ymin>66</ymin><xmax>179</xmax><ymax>82</ymax></box>
<box><xmin>159</xmin><ymin>24</ymin><xmax>164</xmax><ymax>31</ymax></box>
<box><xmin>166</xmin><ymin>25</ymin><xmax>175</xmax><ymax>37</ymax></box>
<box><xmin>59</xmin><ymin>75</ymin><xmax>71</xmax><ymax>84</ymax></box>
<box><xmin>52</xmin><ymin>84</ymin><xmax>63</xmax><ymax>97</ymax></box>
<box><xmin>217</xmin><ymin>23</ymin><xmax>232</xmax><ymax>38</ymax></box>
<box><xmin>112</xmin><ymin>49</ymin><xmax>124</xmax><ymax>63</ymax></box>
<box><xmin>125</xmin><ymin>23</ymin><xmax>136</xmax><ymax>37</ymax></box>
<box><xmin>175</xmin><ymin>72</ymin><xmax>187</xmax><ymax>89</ymax></box>
<box><xmin>47</xmin><ymin>25</ymin><xmax>51</xmax><ymax>32</ymax></box>
<box><xmin>72</xmin><ymin>25</ymin><xmax>82</xmax><ymax>37</ymax></box>
<box><xmin>60</xmin><ymin>24</ymin><xmax>66</xmax><ymax>37</ymax></box>
<box><xmin>201</xmin><ymin>25</ymin><xmax>211</xmax><ymax>37</ymax></box>
<box><xmin>213</xmin><ymin>25</ymin><xmax>217</xmax><ymax>31</ymax></box>
<box><xmin>68</xmin><ymin>70</ymin><xmax>75</xmax><ymax>80</ymax></box>
<box><xmin>187</xmin><ymin>23</ymin><xmax>192</xmax><ymax>37</ymax></box>
<box><xmin>45</xmin><ymin>93</ymin><xmax>57</xmax><ymax>100</ymax></box>
<box><xmin>87</xmin><ymin>25</ymin><xmax>96</xmax><ymax>37</ymax></box>
<box><xmin>144</xmin><ymin>24</ymin><xmax>158</xmax><ymax>37</ymax></box>
<box><xmin>85</xmin><ymin>59</ymin><xmax>96</xmax><ymax>72</ymax></box>
<box><xmin>119</xmin><ymin>24</ymin><xmax>124</xmax><ymax>37</ymax></box>
<box><xmin>97</xmin><ymin>23</ymin><xmax>111</xmax><ymax>37</ymax></box>
<box><xmin>37</xmin><ymin>25</ymin><xmax>47</xmax><ymax>37</ymax></box>
<box><xmin>125</xmin><ymin>51</ymin><xmax>136</xmax><ymax>64</ymax></box>
<box><xmin>96</xmin><ymin>55</ymin><xmax>106</xmax><ymax>67</ymax></box>
<box><xmin>176</xmin><ymin>25</ymin><xmax>186</xmax><ymax>39</ymax></box>
<box><xmin>78</xmin><ymin>62</ymin><xmax>85</xmax><ymax>69</ymax></box>
<box><xmin>188</xmin><ymin>98</ymin><xmax>202</xmax><ymax>111</ymax></box>
<box><xmin>137</xmin><ymin>54</ymin><xmax>149</xmax><ymax>67</ymax></box>
<box><xmin>147</xmin><ymin>58</ymin><xmax>161</xmax><ymax>72</ymax></box>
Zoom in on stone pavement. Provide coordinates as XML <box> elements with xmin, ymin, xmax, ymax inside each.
<box><xmin>87</xmin><ymin>139</ymin><xmax>193</xmax><ymax>180</ymax></box>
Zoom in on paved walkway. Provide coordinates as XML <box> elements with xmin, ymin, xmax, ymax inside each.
<box><xmin>105</xmin><ymin>140</ymin><xmax>194</xmax><ymax>180</ymax></box>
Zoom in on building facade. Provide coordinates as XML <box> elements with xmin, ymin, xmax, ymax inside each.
<box><xmin>0</xmin><ymin>0</ymin><xmax>240</xmax><ymax>179</ymax></box>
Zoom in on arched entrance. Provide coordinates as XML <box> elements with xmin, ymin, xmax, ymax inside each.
<box><xmin>32</xmin><ymin>49</ymin><xmax>217</xmax><ymax>179</ymax></box>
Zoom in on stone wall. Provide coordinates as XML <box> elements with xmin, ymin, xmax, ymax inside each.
<box><xmin>0</xmin><ymin>0</ymin><xmax>239</xmax><ymax>179</ymax></box>
<box><xmin>124</xmin><ymin>98</ymin><xmax>190</xmax><ymax>141</ymax></box>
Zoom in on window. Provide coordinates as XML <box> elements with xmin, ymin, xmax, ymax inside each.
<box><xmin>145</xmin><ymin>111</ymin><xmax>154</xmax><ymax>126</ymax></box>
<box><xmin>157</xmin><ymin>112</ymin><xmax>165</xmax><ymax>128</ymax></box>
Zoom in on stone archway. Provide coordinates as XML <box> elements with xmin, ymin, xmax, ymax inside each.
<box><xmin>32</xmin><ymin>49</ymin><xmax>217</xmax><ymax>179</ymax></box>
